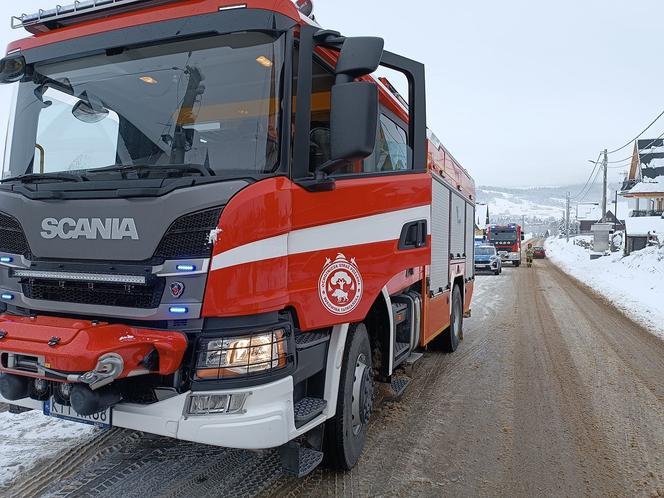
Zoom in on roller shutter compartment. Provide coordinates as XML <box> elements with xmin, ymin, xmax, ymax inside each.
<box><xmin>430</xmin><ymin>178</ymin><xmax>450</xmax><ymax>294</ymax></box>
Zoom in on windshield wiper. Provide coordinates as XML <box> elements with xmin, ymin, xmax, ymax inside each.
<box><xmin>0</xmin><ymin>172</ymin><xmax>82</xmax><ymax>184</ymax></box>
<box><xmin>83</xmin><ymin>163</ymin><xmax>215</xmax><ymax>177</ymax></box>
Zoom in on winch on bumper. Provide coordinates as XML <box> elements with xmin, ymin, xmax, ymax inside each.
<box><xmin>0</xmin><ymin>314</ymin><xmax>187</xmax><ymax>382</ymax></box>
<box><xmin>0</xmin><ymin>315</ymin><xmax>187</xmax><ymax>413</ymax></box>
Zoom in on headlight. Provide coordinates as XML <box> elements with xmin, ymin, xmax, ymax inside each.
<box><xmin>196</xmin><ymin>329</ymin><xmax>288</xmax><ymax>379</ymax></box>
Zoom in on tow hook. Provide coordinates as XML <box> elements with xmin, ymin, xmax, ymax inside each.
<box><xmin>68</xmin><ymin>353</ymin><xmax>124</xmax><ymax>390</ymax></box>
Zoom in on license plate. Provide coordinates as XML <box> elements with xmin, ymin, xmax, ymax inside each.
<box><xmin>44</xmin><ymin>396</ymin><xmax>112</xmax><ymax>429</ymax></box>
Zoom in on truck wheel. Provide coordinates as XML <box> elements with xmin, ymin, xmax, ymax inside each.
<box><xmin>324</xmin><ymin>323</ymin><xmax>374</xmax><ymax>470</ymax></box>
<box><xmin>444</xmin><ymin>285</ymin><xmax>463</xmax><ymax>352</ymax></box>
<box><xmin>514</xmin><ymin>260</ymin><xmax>521</xmax><ymax>267</ymax></box>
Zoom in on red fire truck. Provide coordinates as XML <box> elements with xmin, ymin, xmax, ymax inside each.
<box><xmin>487</xmin><ymin>224</ymin><xmax>524</xmax><ymax>266</ymax></box>
<box><xmin>0</xmin><ymin>0</ymin><xmax>475</xmax><ymax>476</ymax></box>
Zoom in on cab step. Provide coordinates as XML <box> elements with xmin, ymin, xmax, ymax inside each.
<box><xmin>404</xmin><ymin>352</ymin><xmax>423</xmax><ymax>365</ymax></box>
<box><xmin>393</xmin><ymin>341</ymin><xmax>410</xmax><ymax>368</ymax></box>
<box><xmin>279</xmin><ymin>442</ymin><xmax>324</xmax><ymax>478</ymax></box>
<box><xmin>293</xmin><ymin>397</ymin><xmax>327</xmax><ymax>428</ymax></box>
<box><xmin>390</xmin><ymin>376</ymin><xmax>411</xmax><ymax>399</ymax></box>
<box><xmin>8</xmin><ymin>404</ymin><xmax>32</xmax><ymax>414</ymax></box>
<box><xmin>295</xmin><ymin>331</ymin><xmax>330</xmax><ymax>350</ymax></box>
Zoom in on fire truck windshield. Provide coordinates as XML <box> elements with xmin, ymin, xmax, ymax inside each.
<box><xmin>490</xmin><ymin>230</ymin><xmax>517</xmax><ymax>242</ymax></box>
<box><xmin>3</xmin><ymin>32</ymin><xmax>285</xmax><ymax>182</ymax></box>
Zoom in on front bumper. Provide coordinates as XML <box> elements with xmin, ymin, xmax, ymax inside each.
<box><xmin>0</xmin><ymin>315</ymin><xmax>187</xmax><ymax>379</ymax></box>
<box><xmin>1</xmin><ymin>375</ymin><xmax>305</xmax><ymax>449</ymax></box>
<box><xmin>498</xmin><ymin>252</ymin><xmax>521</xmax><ymax>262</ymax></box>
<box><xmin>474</xmin><ymin>260</ymin><xmax>499</xmax><ymax>270</ymax></box>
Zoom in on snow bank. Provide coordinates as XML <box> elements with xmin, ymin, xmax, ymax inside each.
<box><xmin>545</xmin><ymin>238</ymin><xmax>664</xmax><ymax>339</ymax></box>
<box><xmin>0</xmin><ymin>409</ymin><xmax>96</xmax><ymax>486</ymax></box>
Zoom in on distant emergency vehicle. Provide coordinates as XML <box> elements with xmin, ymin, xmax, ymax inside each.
<box><xmin>487</xmin><ymin>224</ymin><xmax>524</xmax><ymax>266</ymax></box>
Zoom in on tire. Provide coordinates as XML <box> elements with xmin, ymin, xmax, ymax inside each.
<box><xmin>514</xmin><ymin>260</ymin><xmax>521</xmax><ymax>267</ymax></box>
<box><xmin>443</xmin><ymin>285</ymin><xmax>463</xmax><ymax>352</ymax></box>
<box><xmin>494</xmin><ymin>268</ymin><xmax>500</xmax><ymax>275</ymax></box>
<box><xmin>324</xmin><ymin>323</ymin><xmax>374</xmax><ymax>470</ymax></box>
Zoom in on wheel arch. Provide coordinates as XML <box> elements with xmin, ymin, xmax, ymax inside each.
<box><xmin>363</xmin><ymin>287</ymin><xmax>394</xmax><ymax>379</ymax></box>
<box><xmin>452</xmin><ymin>275</ymin><xmax>464</xmax><ymax>301</ymax></box>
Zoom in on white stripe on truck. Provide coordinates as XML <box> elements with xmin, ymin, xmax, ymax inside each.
<box><xmin>210</xmin><ymin>205</ymin><xmax>431</xmax><ymax>271</ymax></box>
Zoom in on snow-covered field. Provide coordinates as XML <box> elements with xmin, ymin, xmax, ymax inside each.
<box><xmin>0</xmin><ymin>409</ymin><xmax>96</xmax><ymax>486</ymax></box>
<box><xmin>546</xmin><ymin>237</ymin><xmax>664</xmax><ymax>339</ymax></box>
<box><xmin>490</xmin><ymin>196</ymin><xmax>564</xmax><ymax>219</ymax></box>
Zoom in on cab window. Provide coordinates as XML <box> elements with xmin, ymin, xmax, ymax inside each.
<box><xmin>303</xmin><ymin>58</ymin><xmax>412</xmax><ymax>175</ymax></box>
<box><xmin>363</xmin><ymin>114</ymin><xmax>410</xmax><ymax>172</ymax></box>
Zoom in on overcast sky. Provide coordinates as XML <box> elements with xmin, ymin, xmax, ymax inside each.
<box><xmin>1</xmin><ymin>0</ymin><xmax>663</xmax><ymax>187</ymax></box>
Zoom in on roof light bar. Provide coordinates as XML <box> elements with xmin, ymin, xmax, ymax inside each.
<box><xmin>11</xmin><ymin>269</ymin><xmax>146</xmax><ymax>285</ymax></box>
<box><xmin>12</xmin><ymin>0</ymin><xmax>185</xmax><ymax>32</ymax></box>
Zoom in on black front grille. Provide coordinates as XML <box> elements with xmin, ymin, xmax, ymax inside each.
<box><xmin>23</xmin><ymin>279</ymin><xmax>165</xmax><ymax>309</ymax></box>
<box><xmin>0</xmin><ymin>212</ymin><xmax>32</xmax><ymax>258</ymax></box>
<box><xmin>154</xmin><ymin>208</ymin><xmax>222</xmax><ymax>259</ymax></box>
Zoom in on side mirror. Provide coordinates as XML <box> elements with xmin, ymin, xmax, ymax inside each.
<box><xmin>318</xmin><ymin>81</ymin><xmax>378</xmax><ymax>174</ymax></box>
<box><xmin>521</xmin><ymin>233</ymin><xmax>525</xmax><ymax>241</ymax></box>
<box><xmin>0</xmin><ymin>55</ymin><xmax>26</xmax><ymax>84</ymax></box>
<box><xmin>315</xmin><ymin>36</ymin><xmax>383</xmax><ymax>176</ymax></box>
<box><xmin>335</xmin><ymin>37</ymin><xmax>384</xmax><ymax>83</ymax></box>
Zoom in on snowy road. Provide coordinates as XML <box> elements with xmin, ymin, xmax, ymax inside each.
<box><xmin>3</xmin><ymin>257</ymin><xmax>664</xmax><ymax>497</ymax></box>
<box><xmin>265</xmin><ymin>256</ymin><xmax>664</xmax><ymax>497</ymax></box>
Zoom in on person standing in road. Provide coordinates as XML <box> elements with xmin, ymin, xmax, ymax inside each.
<box><xmin>526</xmin><ymin>243</ymin><xmax>534</xmax><ymax>267</ymax></box>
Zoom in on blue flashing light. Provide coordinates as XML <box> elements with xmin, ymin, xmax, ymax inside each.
<box><xmin>0</xmin><ymin>256</ymin><xmax>13</xmax><ymax>263</ymax></box>
<box><xmin>176</xmin><ymin>264</ymin><xmax>196</xmax><ymax>272</ymax></box>
<box><xmin>1</xmin><ymin>293</ymin><xmax>14</xmax><ymax>301</ymax></box>
<box><xmin>169</xmin><ymin>306</ymin><xmax>189</xmax><ymax>314</ymax></box>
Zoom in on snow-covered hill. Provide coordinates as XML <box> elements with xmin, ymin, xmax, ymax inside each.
<box><xmin>476</xmin><ymin>183</ymin><xmax>621</xmax><ymax>221</ymax></box>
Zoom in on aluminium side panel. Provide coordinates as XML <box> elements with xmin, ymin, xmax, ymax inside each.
<box><xmin>465</xmin><ymin>203</ymin><xmax>475</xmax><ymax>278</ymax></box>
<box><xmin>430</xmin><ymin>177</ymin><xmax>450</xmax><ymax>294</ymax></box>
<box><xmin>450</xmin><ymin>193</ymin><xmax>466</xmax><ymax>258</ymax></box>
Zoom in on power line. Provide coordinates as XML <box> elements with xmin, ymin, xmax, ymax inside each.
<box><xmin>604</xmin><ymin>129</ymin><xmax>664</xmax><ymax>165</ymax></box>
<box><xmin>571</xmin><ymin>152</ymin><xmax>602</xmax><ymax>200</ymax></box>
<box><xmin>576</xmin><ymin>162</ymin><xmax>603</xmax><ymax>202</ymax></box>
<box><xmin>607</xmin><ymin>108</ymin><xmax>664</xmax><ymax>155</ymax></box>
<box><xmin>573</xmin><ymin>158</ymin><xmax>600</xmax><ymax>200</ymax></box>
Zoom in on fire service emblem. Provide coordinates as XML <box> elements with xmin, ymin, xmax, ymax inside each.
<box><xmin>319</xmin><ymin>253</ymin><xmax>363</xmax><ymax>315</ymax></box>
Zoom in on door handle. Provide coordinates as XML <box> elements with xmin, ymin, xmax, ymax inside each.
<box><xmin>398</xmin><ymin>220</ymin><xmax>427</xmax><ymax>250</ymax></box>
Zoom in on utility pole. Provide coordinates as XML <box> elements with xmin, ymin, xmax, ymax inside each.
<box><xmin>601</xmin><ymin>148</ymin><xmax>608</xmax><ymax>220</ymax></box>
<box><xmin>565</xmin><ymin>191</ymin><xmax>570</xmax><ymax>242</ymax></box>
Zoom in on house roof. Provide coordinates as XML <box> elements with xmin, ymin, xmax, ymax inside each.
<box><xmin>576</xmin><ymin>203</ymin><xmax>602</xmax><ymax>221</ymax></box>
<box><xmin>625</xmin><ymin>215</ymin><xmax>664</xmax><ymax>236</ymax></box>
<box><xmin>625</xmin><ymin>139</ymin><xmax>664</xmax><ymax>189</ymax></box>
<box><xmin>576</xmin><ymin>201</ymin><xmax>628</xmax><ymax>222</ymax></box>
<box><xmin>625</xmin><ymin>175</ymin><xmax>664</xmax><ymax>198</ymax></box>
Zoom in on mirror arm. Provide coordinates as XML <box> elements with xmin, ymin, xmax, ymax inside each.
<box><xmin>295</xmin><ymin>159</ymin><xmax>346</xmax><ymax>193</ymax></box>
<box><xmin>335</xmin><ymin>74</ymin><xmax>353</xmax><ymax>85</ymax></box>
<box><xmin>317</xmin><ymin>158</ymin><xmax>346</xmax><ymax>176</ymax></box>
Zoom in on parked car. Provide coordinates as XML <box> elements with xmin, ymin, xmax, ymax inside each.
<box><xmin>533</xmin><ymin>246</ymin><xmax>546</xmax><ymax>259</ymax></box>
<box><xmin>475</xmin><ymin>245</ymin><xmax>502</xmax><ymax>275</ymax></box>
